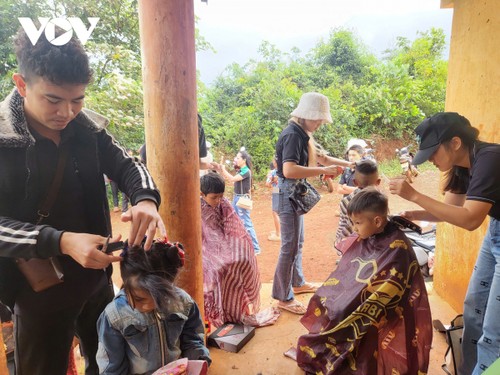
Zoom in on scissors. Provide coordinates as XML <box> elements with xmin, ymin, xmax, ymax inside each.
<box><xmin>98</xmin><ymin>235</ymin><xmax>125</xmax><ymax>254</ymax></box>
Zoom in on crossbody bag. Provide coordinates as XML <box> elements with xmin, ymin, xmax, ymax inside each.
<box><xmin>15</xmin><ymin>143</ymin><xmax>69</xmax><ymax>292</ymax></box>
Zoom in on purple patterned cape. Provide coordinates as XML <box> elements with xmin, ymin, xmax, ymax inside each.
<box><xmin>297</xmin><ymin>222</ymin><xmax>432</xmax><ymax>375</ymax></box>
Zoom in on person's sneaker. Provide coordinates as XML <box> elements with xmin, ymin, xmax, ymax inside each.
<box><xmin>268</xmin><ymin>233</ymin><xmax>281</xmax><ymax>241</ymax></box>
<box><xmin>113</xmin><ymin>207</ymin><xmax>120</xmax><ymax>213</ymax></box>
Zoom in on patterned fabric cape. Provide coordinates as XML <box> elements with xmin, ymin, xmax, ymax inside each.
<box><xmin>297</xmin><ymin>222</ymin><xmax>432</xmax><ymax>375</ymax></box>
<box><xmin>201</xmin><ymin>198</ymin><xmax>280</xmax><ymax>328</ymax></box>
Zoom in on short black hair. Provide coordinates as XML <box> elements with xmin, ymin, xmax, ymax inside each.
<box><xmin>120</xmin><ymin>240</ymin><xmax>184</xmax><ymax>312</ymax></box>
<box><xmin>14</xmin><ymin>28</ymin><xmax>92</xmax><ymax>85</ymax></box>
<box><xmin>354</xmin><ymin>159</ymin><xmax>379</xmax><ymax>188</ymax></box>
<box><xmin>355</xmin><ymin>159</ymin><xmax>378</xmax><ymax>175</ymax></box>
<box><xmin>347</xmin><ymin>187</ymin><xmax>388</xmax><ymax>217</ymax></box>
<box><xmin>200</xmin><ymin>172</ymin><xmax>225</xmax><ymax>195</ymax></box>
<box><xmin>348</xmin><ymin>144</ymin><xmax>365</xmax><ymax>155</ymax></box>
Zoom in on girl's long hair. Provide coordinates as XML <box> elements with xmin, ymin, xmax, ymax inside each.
<box><xmin>291</xmin><ymin>116</ymin><xmax>319</xmax><ymax>167</ymax></box>
<box><xmin>120</xmin><ymin>241</ymin><xmax>184</xmax><ymax>312</ymax></box>
<box><xmin>239</xmin><ymin>150</ymin><xmax>253</xmax><ymax>185</ymax></box>
<box><xmin>239</xmin><ymin>150</ymin><xmax>253</xmax><ymax>171</ymax></box>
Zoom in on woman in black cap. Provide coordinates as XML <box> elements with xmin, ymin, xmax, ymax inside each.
<box><xmin>389</xmin><ymin>112</ymin><xmax>500</xmax><ymax>375</ymax></box>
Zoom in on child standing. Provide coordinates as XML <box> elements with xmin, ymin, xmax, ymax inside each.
<box><xmin>96</xmin><ymin>241</ymin><xmax>211</xmax><ymax>375</ymax></box>
<box><xmin>266</xmin><ymin>159</ymin><xmax>281</xmax><ymax>241</ymax></box>
<box><xmin>297</xmin><ymin>188</ymin><xmax>432</xmax><ymax>375</ymax></box>
<box><xmin>335</xmin><ymin>159</ymin><xmax>380</xmax><ymax>246</ymax></box>
<box><xmin>336</xmin><ymin>144</ymin><xmax>365</xmax><ymax>197</ymax></box>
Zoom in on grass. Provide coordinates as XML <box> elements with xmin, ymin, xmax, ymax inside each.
<box><xmin>378</xmin><ymin>158</ymin><xmax>436</xmax><ymax>179</ymax></box>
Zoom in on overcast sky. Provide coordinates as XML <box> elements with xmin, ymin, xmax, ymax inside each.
<box><xmin>194</xmin><ymin>0</ymin><xmax>453</xmax><ymax>85</ymax></box>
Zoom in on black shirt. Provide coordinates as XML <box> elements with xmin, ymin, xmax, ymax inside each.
<box><xmin>234</xmin><ymin>166</ymin><xmax>251</xmax><ymax>195</ymax></box>
<box><xmin>17</xmin><ymin>125</ymin><xmax>106</xmax><ymax>312</ymax></box>
<box><xmin>467</xmin><ymin>141</ymin><xmax>500</xmax><ymax>219</ymax></box>
<box><xmin>275</xmin><ymin>121</ymin><xmax>310</xmax><ymax>178</ymax></box>
<box><xmin>339</xmin><ymin>167</ymin><xmax>355</xmax><ymax>187</ymax></box>
<box><xmin>198</xmin><ymin>114</ymin><xmax>207</xmax><ymax>159</ymax></box>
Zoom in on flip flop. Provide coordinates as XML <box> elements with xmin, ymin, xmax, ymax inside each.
<box><xmin>293</xmin><ymin>282</ymin><xmax>318</xmax><ymax>294</ymax></box>
<box><xmin>277</xmin><ymin>300</ymin><xmax>307</xmax><ymax>315</ymax></box>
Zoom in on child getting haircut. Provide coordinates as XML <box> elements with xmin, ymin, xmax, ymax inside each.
<box><xmin>97</xmin><ymin>240</ymin><xmax>211</xmax><ymax>374</ymax></box>
<box><xmin>298</xmin><ymin>188</ymin><xmax>432</xmax><ymax>375</ymax></box>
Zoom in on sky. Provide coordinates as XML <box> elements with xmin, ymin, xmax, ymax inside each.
<box><xmin>194</xmin><ymin>0</ymin><xmax>453</xmax><ymax>85</ymax></box>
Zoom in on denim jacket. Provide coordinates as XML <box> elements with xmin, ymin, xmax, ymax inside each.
<box><xmin>97</xmin><ymin>288</ymin><xmax>211</xmax><ymax>375</ymax></box>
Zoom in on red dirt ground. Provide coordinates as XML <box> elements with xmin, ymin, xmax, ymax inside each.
<box><xmin>110</xmin><ymin>169</ymin><xmax>441</xmax><ymax>284</ymax></box>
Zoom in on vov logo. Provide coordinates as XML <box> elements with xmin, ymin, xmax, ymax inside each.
<box><xmin>18</xmin><ymin>17</ymin><xmax>99</xmax><ymax>46</ymax></box>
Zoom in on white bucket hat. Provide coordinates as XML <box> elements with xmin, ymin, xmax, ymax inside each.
<box><xmin>290</xmin><ymin>92</ymin><xmax>332</xmax><ymax>123</ymax></box>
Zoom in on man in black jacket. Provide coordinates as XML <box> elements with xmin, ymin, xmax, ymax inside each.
<box><xmin>0</xmin><ymin>30</ymin><xmax>165</xmax><ymax>374</ymax></box>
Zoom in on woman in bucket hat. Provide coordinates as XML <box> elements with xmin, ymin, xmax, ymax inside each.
<box><xmin>389</xmin><ymin>112</ymin><xmax>500</xmax><ymax>374</ymax></box>
<box><xmin>272</xmin><ymin>92</ymin><xmax>351</xmax><ymax>314</ymax></box>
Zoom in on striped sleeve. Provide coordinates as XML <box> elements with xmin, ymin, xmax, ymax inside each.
<box><xmin>0</xmin><ymin>218</ymin><xmax>63</xmax><ymax>259</ymax></box>
<box><xmin>335</xmin><ymin>196</ymin><xmax>353</xmax><ymax>245</ymax></box>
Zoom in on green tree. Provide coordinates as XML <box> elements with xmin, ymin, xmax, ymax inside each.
<box><xmin>0</xmin><ymin>1</ymin><xmax>49</xmax><ymax>97</ymax></box>
<box><xmin>0</xmin><ymin>0</ymin><xmax>213</xmax><ymax>151</ymax></box>
<box><xmin>312</xmin><ymin>28</ymin><xmax>376</xmax><ymax>85</ymax></box>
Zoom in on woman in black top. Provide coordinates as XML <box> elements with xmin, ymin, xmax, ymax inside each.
<box><xmin>221</xmin><ymin>150</ymin><xmax>261</xmax><ymax>254</ymax></box>
<box><xmin>272</xmin><ymin>92</ymin><xmax>351</xmax><ymax>314</ymax></box>
<box><xmin>389</xmin><ymin>112</ymin><xmax>500</xmax><ymax>374</ymax></box>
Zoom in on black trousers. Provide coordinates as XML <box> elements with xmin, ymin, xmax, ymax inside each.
<box><xmin>13</xmin><ymin>282</ymin><xmax>114</xmax><ymax>375</ymax></box>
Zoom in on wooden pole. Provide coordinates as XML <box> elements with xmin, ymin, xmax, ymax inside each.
<box><xmin>0</xmin><ymin>325</ymin><xmax>7</xmax><ymax>375</ymax></box>
<box><xmin>137</xmin><ymin>1</ymin><xmax>203</xmax><ymax>314</ymax></box>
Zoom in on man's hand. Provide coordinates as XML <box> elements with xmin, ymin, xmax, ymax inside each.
<box><xmin>60</xmin><ymin>232</ymin><xmax>122</xmax><ymax>268</ymax></box>
<box><xmin>121</xmin><ymin>200</ymin><xmax>166</xmax><ymax>250</ymax></box>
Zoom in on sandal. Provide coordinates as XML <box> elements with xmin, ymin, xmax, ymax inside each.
<box><xmin>277</xmin><ymin>299</ymin><xmax>307</xmax><ymax>315</ymax></box>
<box><xmin>293</xmin><ymin>282</ymin><xmax>318</xmax><ymax>295</ymax></box>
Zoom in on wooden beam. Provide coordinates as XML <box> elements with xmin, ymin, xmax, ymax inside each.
<box><xmin>138</xmin><ymin>0</ymin><xmax>204</xmax><ymax>314</ymax></box>
<box><xmin>441</xmin><ymin>0</ymin><xmax>454</xmax><ymax>9</ymax></box>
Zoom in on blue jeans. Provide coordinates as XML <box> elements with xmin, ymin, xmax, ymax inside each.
<box><xmin>461</xmin><ymin>217</ymin><xmax>500</xmax><ymax>375</ymax></box>
<box><xmin>232</xmin><ymin>195</ymin><xmax>261</xmax><ymax>253</ymax></box>
<box><xmin>272</xmin><ymin>178</ymin><xmax>306</xmax><ymax>302</ymax></box>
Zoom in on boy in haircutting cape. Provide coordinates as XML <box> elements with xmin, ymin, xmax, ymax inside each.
<box><xmin>297</xmin><ymin>188</ymin><xmax>432</xmax><ymax>375</ymax></box>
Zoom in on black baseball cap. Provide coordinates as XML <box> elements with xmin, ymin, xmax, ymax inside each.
<box><xmin>412</xmin><ymin>112</ymin><xmax>471</xmax><ymax>165</ymax></box>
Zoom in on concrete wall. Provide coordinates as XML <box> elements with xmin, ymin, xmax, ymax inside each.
<box><xmin>435</xmin><ymin>0</ymin><xmax>500</xmax><ymax>312</ymax></box>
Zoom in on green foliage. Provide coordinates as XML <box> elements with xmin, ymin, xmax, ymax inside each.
<box><xmin>0</xmin><ymin>3</ymin><xmax>447</xmax><ymax>182</ymax></box>
<box><xmin>312</xmin><ymin>28</ymin><xmax>375</xmax><ymax>84</ymax></box>
<box><xmin>199</xmin><ymin>28</ymin><xmax>448</xmax><ymax>178</ymax></box>
<box><xmin>378</xmin><ymin>157</ymin><xmax>436</xmax><ymax>179</ymax></box>
<box><xmin>0</xmin><ymin>1</ymin><xmax>50</xmax><ymax>98</ymax></box>
<box><xmin>0</xmin><ymin>0</ymin><xmax>213</xmax><ymax>151</ymax></box>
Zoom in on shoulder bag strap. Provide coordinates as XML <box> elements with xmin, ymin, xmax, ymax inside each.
<box><xmin>36</xmin><ymin>142</ymin><xmax>70</xmax><ymax>225</ymax></box>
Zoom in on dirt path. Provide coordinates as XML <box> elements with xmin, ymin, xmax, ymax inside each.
<box><xmin>110</xmin><ymin>169</ymin><xmax>440</xmax><ymax>284</ymax></box>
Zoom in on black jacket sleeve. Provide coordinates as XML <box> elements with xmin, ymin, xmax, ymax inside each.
<box><xmin>0</xmin><ymin>219</ymin><xmax>64</xmax><ymax>259</ymax></box>
<box><xmin>97</xmin><ymin>129</ymin><xmax>161</xmax><ymax>208</ymax></box>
